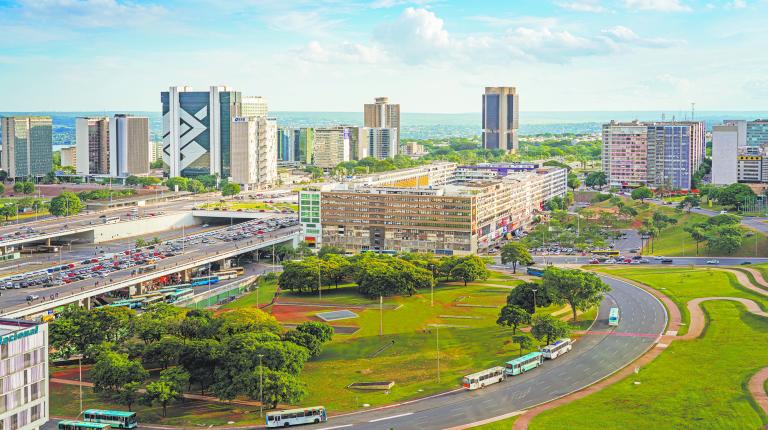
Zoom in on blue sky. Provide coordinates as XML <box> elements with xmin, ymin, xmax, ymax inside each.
<box><xmin>1</xmin><ymin>0</ymin><xmax>766</xmax><ymax>112</ymax></box>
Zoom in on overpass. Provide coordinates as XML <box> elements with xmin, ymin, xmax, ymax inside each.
<box><xmin>0</xmin><ymin>228</ymin><xmax>301</xmax><ymax>319</ymax></box>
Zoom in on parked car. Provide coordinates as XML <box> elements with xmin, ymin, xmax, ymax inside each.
<box><xmin>706</xmin><ymin>259</ymin><xmax>720</xmax><ymax>265</ymax></box>
<box><xmin>661</xmin><ymin>258</ymin><xmax>674</xmax><ymax>264</ymax></box>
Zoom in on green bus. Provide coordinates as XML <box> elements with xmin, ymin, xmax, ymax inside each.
<box><xmin>83</xmin><ymin>409</ymin><xmax>138</xmax><ymax>429</ymax></box>
<box><xmin>504</xmin><ymin>352</ymin><xmax>544</xmax><ymax>376</ymax></box>
<box><xmin>609</xmin><ymin>307</ymin><xmax>620</xmax><ymax>326</ymax></box>
<box><xmin>58</xmin><ymin>421</ymin><xmax>111</xmax><ymax>430</ymax></box>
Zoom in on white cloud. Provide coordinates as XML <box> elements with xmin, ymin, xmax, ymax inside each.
<box><xmin>601</xmin><ymin>25</ymin><xmax>680</xmax><ymax>48</ymax></box>
<box><xmin>623</xmin><ymin>0</ymin><xmax>691</xmax><ymax>11</ymax></box>
<box><xmin>16</xmin><ymin>0</ymin><xmax>166</xmax><ymax>27</ymax></box>
<box><xmin>656</xmin><ymin>73</ymin><xmax>692</xmax><ymax>91</ymax></box>
<box><xmin>556</xmin><ymin>0</ymin><xmax>608</xmax><ymax>12</ymax></box>
<box><xmin>370</xmin><ymin>0</ymin><xmax>432</xmax><ymax>8</ymax></box>
<box><xmin>726</xmin><ymin>0</ymin><xmax>747</xmax><ymax>9</ymax></box>
<box><xmin>301</xmin><ymin>40</ymin><xmax>389</xmax><ymax>64</ymax></box>
<box><xmin>377</xmin><ymin>7</ymin><xmax>451</xmax><ymax>63</ymax></box>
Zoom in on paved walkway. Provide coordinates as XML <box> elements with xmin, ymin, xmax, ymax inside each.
<box><xmin>513</xmin><ymin>274</ymin><xmax>768</xmax><ymax>429</ymax></box>
<box><xmin>718</xmin><ymin>268</ymin><xmax>768</xmax><ymax>296</ymax></box>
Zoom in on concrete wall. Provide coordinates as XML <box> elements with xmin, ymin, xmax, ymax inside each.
<box><xmin>91</xmin><ymin>212</ymin><xmax>198</xmax><ymax>243</ymax></box>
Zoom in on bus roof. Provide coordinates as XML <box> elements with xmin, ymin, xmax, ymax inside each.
<box><xmin>464</xmin><ymin>366</ymin><xmax>505</xmax><ymax>379</ymax></box>
<box><xmin>609</xmin><ymin>307</ymin><xmax>619</xmax><ymax>315</ymax></box>
<box><xmin>506</xmin><ymin>351</ymin><xmax>543</xmax><ymax>364</ymax></box>
<box><xmin>265</xmin><ymin>406</ymin><xmax>325</xmax><ymax>416</ymax></box>
<box><xmin>84</xmin><ymin>409</ymin><xmax>136</xmax><ymax>417</ymax></box>
<box><xmin>59</xmin><ymin>421</ymin><xmax>111</xmax><ymax>429</ymax></box>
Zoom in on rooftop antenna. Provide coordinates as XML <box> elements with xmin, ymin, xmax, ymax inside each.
<box><xmin>691</xmin><ymin>102</ymin><xmax>696</xmax><ymax>121</ymax></box>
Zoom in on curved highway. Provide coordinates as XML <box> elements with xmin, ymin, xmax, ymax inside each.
<box><xmin>302</xmin><ymin>275</ymin><xmax>667</xmax><ymax>430</ymax></box>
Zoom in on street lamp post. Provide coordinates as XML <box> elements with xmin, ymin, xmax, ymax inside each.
<box><xmin>258</xmin><ymin>354</ymin><xmax>264</xmax><ymax>417</ymax></box>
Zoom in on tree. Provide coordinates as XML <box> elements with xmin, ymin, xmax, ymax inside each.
<box><xmin>630</xmin><ymin>187</ymin><xmax>653</xmax><ymax>202</ymax></box>
<box><xmin>530</xmin><ymin>314</ymin><xmax>571</xmax><ymax>345</ymax></box>
<box><xmin>135</xmin><ymin>238</ymin><xmax>147</xmax><ymax>248</ymax></box>
<box><xmin>22</xmin><ymin>181</ymin><xmax>35</xmax><ymax>194</ymax></box>
<box><xmin>716</xmin><ymin>183</ymin><xmax>756</xmax><ymax>209</ymax></box>
<box><xmin>318</xmin><ymin>245</ymin><xmax>345</xmax><ymax>258</ymax></box>
<box><xmin>512</xmin><ymin>334</ymin><xmax>534</xmax><ymax>357</ymax></box>
<box><xmin>221</xmin><ymin>182</ymin><xmax>241</xmax><ymax>197</ymax></box>
<box><xmin>165</xmin><ymin>177</ymin><xmax>189</xmax><ymax>192</ymax></box>
<box><xmin>584</xmin><ymin>171</ymin><xmax>607</xmax><ymax>190</ymax></box>
<box><xmin>160</xmin><ymin>367</ymin><xmax>190</xmax><ymax>397</ymax></box>
<box><xmin>49</xmin><ymin>191</ymin><xmax>83</xmax><ymax>216</ymax></box>
<box><xmin>677</xmin><ymin>194</ymin><xmax>701</xmax><ymax>212</ymax></box>
<box><xmin>0</xmin><ymin>183</ymin><xmax>4</xmax><ymax>194</ymax></box>
<box><xmin>91</xmin><ymin>349</ymin><xmax>149</xmax><ymax>393</ymax></box>
<box><xmin>143</xmin><ymin>381</ymin><xmax>180</xmax><ymax>417</ymax></box>
<box><xmin>178</xmin><ymin>339</ymin><xmax>220</xmax><ymax>395</ymax></box>
<box><xmin>497</xmin><ymin>305</ymin><xmax>530</xmax><ymax>334</ymax></box>
<box><xmin>500</xmin><ymin>242</ymin><xmax>532</xmax><ymax>274</ymax></box>
<box><xmin>217</xmin><ymin>308</ymin><xmax>283</xmax><ymax>337</ymax></box>
<box><xmin>449</xmin><ymin>255</ymin><xmax>489</xmax><ymax>286</ymax></box>
<box><xmin>542</xmin><ymin>267</ymin><xmax>611</xmax><ymax>321</ymax></box>
<box><xmin>684</xmin><ymin>225</ymin><xmax>708</xmax><ymax>256</ymax></box>
<box><xmin>13</xmin><ymin>182</ymin><xmax>23</xmax><ymax>193</ymax></box>
<box><xmin>115</xmin><ymin>382</ymin><xmax>142</xmax><ymax>412</ymax></box>
<box><xmin>245</xmin><ymin>367</ymin><xmax>307</xmax><ymax>409</ymax></box>
<box><xmin>354</xmin><ymin>256</ymin><xmax>434</xmax><ymax>298</ymax></box>
<box><xmin>143</xmin><ymin>336</ymin><xmax>184</xmax><ymax>369</ymax></box>
<box><xmin>279</xmin><ymin>258</ymin><xmax>322</xmax><ymax>294</ymax></box>
<box><xmin>322</xmin><ymin>254</ymin><xmax>351</xmax><ymax>288</ymax></box>
<box><xmin>284</xmin><ymin>322</ymin><xmax>333</xmax><ymax>358</ymax></box>
<box><xmin>92</xmin><ymin>306</ymin><xmax>135</xmax><ymax>343</ymax></box>
<box><xmin>567</xmin><ymin>173</ymin><xmax>581</xmax><ymax>192</ymax></box>
<box><xmin>506</xmin><ymin>282</ymin><xmax>553</xmax><ymax>314</ymax></box>
<box><xmin>187</xmin><ymin>179</ymin><xmax>205</xmax><ymax>194</ymax></box>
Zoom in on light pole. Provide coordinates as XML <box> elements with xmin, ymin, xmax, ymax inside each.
<box><xmin>317</xmin><ymin>258</ymin><xmax>322</xmax><ymax>300</ymax></box>
<box><xmin>379</xmin><ymin>295</ymin><xmax>383</xmax><ymax>336</ymax></box>
<box><xmin>257</xmin><ymin>354</ymin><xmax>265</xmax><ymax>417</ymax></box>
<box><xmin>436</xmin><ymin>325</ymin><xmax>440</xmax><ymax>383</ymax></box>
<box><xmin>532</xmin><ymin>288</ymin><xmax>537</xmax><ymax>312</ymax></box>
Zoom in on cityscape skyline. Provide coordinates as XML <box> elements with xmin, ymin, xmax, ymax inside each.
<box><xmin>1</xmin><ymin>0</ymin><xmax>767</xmax><ymax>112</ymax></box>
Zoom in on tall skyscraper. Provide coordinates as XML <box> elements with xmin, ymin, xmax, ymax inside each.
<box><xmin>75</xmin><ymin>117</ymin><xmax>109</xmax><ymax>175</ymax></box>
<box><xmin>368</xmin><ymin>128</ymin><xmax>398</xmax><ymax>160</ymax></box>
<box><xmin>231</xmin><ymin>116</ymin><xmax>278</xmax><ymax>189</ymax></box>
<box><xmin>482</xmin><ymin>87</ymin><xmax>519</xmax><ymax>152</ymax></box>
<box><xmin>602</xmin><ymin>120</ymin><xmax>705</xmax><ymax>190</ymax></box>
<box><xmin>349</xmin><ymin>126</ymin><xmax>370</xmax><ymax>160</ymax></box>
<box><xmin>1</xmin><ymin>116</ymin><xmax>53</xmax><ymax>178</ymax></box>
<box><xmin>161</xmin><ymin>85</ymin><xmax>242</xmax><ymax>177</ymax></box>
<box><xmin>242</xmin><ymin>96</ymin><xmax>268</xmax><ymax>117</ymax></box>
<box><xmin>314</xmin><ymin>126</ymin><xmax>350</xmax><ymax>168</ymax></box>
<box><xmin>364</xmin><ymin>97</ymin><xmax>400</xmax><ymax>146</ymax></box>
<box><xmin>109</xmin><ymin>115</ymin><xmax>150</xmax><ymax>177</ymax></box>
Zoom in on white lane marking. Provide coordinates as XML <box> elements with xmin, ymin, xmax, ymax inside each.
<box><xmin>368</xmin><ymin>412</ymin><xmax>414</xmax><ymax>423</ymax></box>
<box><xmin>317</xmin><ymin>425</ymin><xmax>353</xmax><ymax>430</ymax></box>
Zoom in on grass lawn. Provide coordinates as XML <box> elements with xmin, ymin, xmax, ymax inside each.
<box><xmin>220</xmin><ymin>278</ymin><xmax>279</xmax><ymax>310</ymax></box>
<box><xmin>597</xmin><ymin>266</ymin><xmax>768</xmax><ymax>336</ymax></box>
<box><xmin>297</xmin><ymin>277</ymin><xmax>535</xmax><ymax>412</ymax></box>
<box><xmin>470</xmin><ymin>415</ymin><xmax>519</xmax><ymax>429</ymax></box>
<box><xmin>279</xmin><ymin>284</ymin><xmax>393</xmax><ymax>306</ymax></box>
<box><xmin>530</xmin><ymin>267</ymin><xmax>768</xmax><ymax>430</ymax></box>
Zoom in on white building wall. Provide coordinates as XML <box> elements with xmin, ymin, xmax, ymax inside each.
<box><xmin>75</xmin><ymin>118</ymin><xmax>90</xmax><ymax>175</ymax></box>
<box><xmin>712</xmin><ymin>125</ymin><xmax>739</xmax><ymax>185</ymax></box>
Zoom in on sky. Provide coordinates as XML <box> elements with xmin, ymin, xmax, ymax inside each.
<box><xmin>0</xmin><ymin>0</ymin><xmax>766</xmax><ymax>113</ymax></box>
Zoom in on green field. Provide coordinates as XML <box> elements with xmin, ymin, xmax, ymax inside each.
<box><xmin>598</xmin><ymin>266</ymin><xmax>768</xmax><ymax>336</ymax></box>
<box><xmin>220</xmin><ymin>278</ymin><xmax>279</xmax><ymax>310</ymax></box>
<box><xmin>530</xmin><ymin>267</ymin><xmax>768</xmax><ymax>430</ymax></box>
<box><xmin>470</xmin><ymin>415</ymin><xmax>520</xmax><ymax>429</ymax></box>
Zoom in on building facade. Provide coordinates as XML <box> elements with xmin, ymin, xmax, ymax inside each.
<box><xmin>313</xmin><ymin>127</ymin><xmax>350</xmax><ymax>168</ymax></box>
<box><xmin>746</xmin><ymin>120</ymin><xmax>768</xmax><ymax>147</ymax></box>
<box><xmin>59</xmin><ymin>147</ymin><xmax>77</xmax><ymax>168</ymax></box>
<box><xmin>75</xmin><ymin>117</ymin><xmax>109</xmax><ymax>175</ymax></box>
<box><xmin>278</xmin><ymin>128</ymin><xmax>314</xmax><ymax>164</ymax></box>
<box><xmin>711</xmin><ymin>125</ymin><xmax>740</xmax><ymax>185</ymax></box>
<box><xmin>454</xmin><ymin>163</ymin><xmax>540</xmax><ymax>182</ymax></box>
<box><xmin>109</xmin><ymin>115</ymin><xmax>150</xmax><ymax>177</ymax></box>
<box><xmin>364</xmin><ymin>97</ymin><xmax>400</xmax><ymax>145</ymax></box>
<box><xmin>300</xmin><ymin>164</ymin><xmax>566</xmax><ymax>254</ymax></box>
<box><xmin>367</xmin><ymin>128</ymin><xmax>397</xmax><ymax>160</ymax></box>
<box><xmin>242</xmin><ymin>96</ymin><xmax>268</xmax><ymax>118</ymax></box>
<box><xmin>482</xmin><ymin>87</ymin><xmax>519</xmax><ymax>152</ymax></box>
<box><xmin>150</xmin><ymin>141</ymin><xmax>164</xmax><ymax>164</ymax></box>
<box><xmin>161</xmin><ymin>86</ymin><xmax>242</xmax><ymax>177</ymax></box>
<box><xmin>0</xmin><ymin>319</ymin><xmax>49</xmax><ymax>430</ymax></box>
<box><xmin>1</xmin><ymin>116</ymin><xmax>53</xmax><ymax>178</ymax></box>
<box><xmin>230</xmin><ymin>116</ymin><xmax>278</xmax><ymax>189</ymax></box>
<box><xmin>602</xmin><ymin>120</ymin><xmax>705</xmax><ymax>190</ymax></box>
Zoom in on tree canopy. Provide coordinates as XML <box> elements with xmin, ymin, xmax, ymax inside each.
<box><xmin>542</xmin><ymin>267</ymin><xmax>611</xmax><ymax>321</ymax></box>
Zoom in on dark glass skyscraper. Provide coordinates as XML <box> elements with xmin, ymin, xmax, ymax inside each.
<box><xmin>482</xmin><ymin>87</ymin><xmax>519</xmax><ymax>152</ymax></box>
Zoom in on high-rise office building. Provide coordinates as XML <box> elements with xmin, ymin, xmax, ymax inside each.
<box><xmin>482</xmin><ymin>87</ymin><xmax>519</xmax><ymax>152</ymax></box>
<box><xmin>161</xmin><ymin>85</ymin><xmax>243</xmax><ymax>177</ymax></box>
<box><xmin>231</xmin><ymin>116</ymin><xmax>278</xmax><ymax>189</ymax></box>
<box><xmin>59</xmin><ymin>146</ymin><xmax>77</xmax><ymax>168</ymax></box>
<box><xmin>242</xmin><ymin>96</ymin><xmax>268</xmax><ymax>118</ymax></box>
<box><xmin>747</xmin><ymin>120</ymin><xmax>768</xmax><ymax>147</ymax></box>
<box><xmin>368</xmin><ymin>128</ymin><xmax>398</xmax><ymax>160</ymax></box>
<box><xmin>711</xmin><ymin>125</ymin><xmax>740</xmax><ymax>185</ymax></box>
<box><xmin>724</xmin><ymin>120</ymin><xmax>747</xmax><ymax>147</ymax></box>
<box><xmin>0</xmin><ymin>318</ymin><xmax>49</xmax><ymax>430</ymax></box>
<box><xmin>349</xmin><ymin>126</ymin><xmax>369</xmax><ymax>160</ymax></box>
<box><xmin>75</xmin><ymin>117</ymin><xmax>109</xmax><ymax>175</ymax></box>
<box><xmin>150</xmin><ymin>141</ymin><xmax>164</xmax><ymax>164</ymax></box>
<box><xmin>109</xmin><ymin>115</ymin><xmax>150</xmax><ymax>177</ymax></box>
<box><xmin>277</xmin><ymin>128</ymin><xmax>314</xmax><ymax>163</ymax></box>
<box><xmin>602</xmin><ymin>120</ymin><xmax>705</xmax><ymax>190</ymax></box>
<box><xmin>364</xmin><ymin>97</ymin><xmax>400</xmax><ymax>145</ymax></box>
<box><xmin>314</xmin><ymin>126</ymin><xmax>350</xmax><ymax>168</ymax></box>
<box><xmin>1</xmin><ymin>116</ymin><xmax>53</xmax><ymax>178</ymax></box>
<box><xmin>277</xmin><ymin>128</ymin><xmax>296</xmax><ymax>162</ymax></box>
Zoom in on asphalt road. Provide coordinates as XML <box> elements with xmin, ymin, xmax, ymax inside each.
<box><xmin>645</xmin><ymin>199</ymin><xmax>768</xmax><ymax>234</ymax></box>
<box><xmin>529</xmin><ymin>255</ymin><xmax>768</xmax><ymax>266</ymax></box>
<box><xmin>293</xmin><ymin>274</ymin><xmax>667</xmax><ymax>430</ymax></box>
<box><xmin>0</xmin><ymin>224</ymin><xmax>300</xmax><ymax>313</ymax></box>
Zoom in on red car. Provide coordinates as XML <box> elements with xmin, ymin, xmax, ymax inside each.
<box><xmin>588</xmin><ymin>259</ymin><xmax>600</xmax><ymax>264</ymax></box>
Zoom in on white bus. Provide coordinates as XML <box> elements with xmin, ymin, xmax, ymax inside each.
<box><xmin>265</xmin><ymin>406</ymin><xmax>327</xmax><ymax>428</ymax></box>
<box><xmin>541</xmin><ymin>338</ymin><xmax>573</xmax><ymax>360</ymax></box>
<box><xmin>102</xmin><ymin>216</ymin><xmax>120</xmax><ymax>224</ymax></box>
<box><xmin>609</xmin><ymin>307</ymin><xmax>620</xmax><ymax>326</ymax></box>
<box><xmin>462</xmin><ymin>366</ymin><xmax>505</xmax><ymax>390</ymax></box>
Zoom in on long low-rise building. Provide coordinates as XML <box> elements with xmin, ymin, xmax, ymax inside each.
<box><xmin>299</xmin><ymin>165</ymin><xmax>566</xmax><ymax>255</ymax></box>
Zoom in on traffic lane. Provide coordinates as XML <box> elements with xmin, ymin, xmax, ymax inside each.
<box><xmin>305</xmin><ymin>278</ymin><xmax>665</xmax><ymax>429</ymax></box>
<box><xmin>0</xmin><ymin>227</ymin><xmax>299</xmax><ymax>310</ymax></box>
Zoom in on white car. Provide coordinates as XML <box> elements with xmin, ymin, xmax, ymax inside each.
<box><xmin>605</xmin><ymin>258</ymin><xmax>617</xmax><ymax>264</ymax></box>
<box><xmin>706</xmin><ymin>260</ymin><xmax>720</xmax><ymax>265</ymax></box>
<box><xmin>720</xmin><ymin>210</ymin><xmax>728</xmax><ymax>215</ymax></box>
<box><xmin>653</xmin><ymin>256</ymin><xmax>665</xmax><ymax>260</ymax></box>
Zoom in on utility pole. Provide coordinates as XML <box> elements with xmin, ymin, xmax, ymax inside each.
<box><xmin>436</xmin><ymin>325</ymin><xmax>440</xmax><ymax>383</ymax></box>
<box><xmin>379</xmin><ymin>295</ymin><xmax>383</xmax><ymax>336</ymax></box>
<box><xmin>532</xmin><ymin>288</ymin><xmax>537</xmax><ymax>311</ymax></box>
<box><xmin>258</xmin><ymin>354</ymin><xmax>264</xmax><ymax>417</ymax></box>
